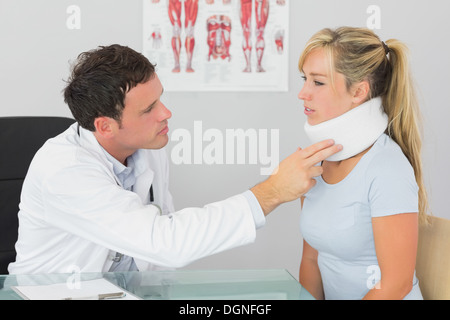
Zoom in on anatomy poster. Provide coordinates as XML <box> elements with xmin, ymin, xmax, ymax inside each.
<box><xmin>143</xmin><ymin>0</ymin><xmax>289</xmax><ymax>91</ymax></box>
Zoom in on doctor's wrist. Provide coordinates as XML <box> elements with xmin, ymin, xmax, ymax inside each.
<box><xmin>250</xmin><ymin>179</ymin><xmax>282</xmax><ymax>216</ymax></box>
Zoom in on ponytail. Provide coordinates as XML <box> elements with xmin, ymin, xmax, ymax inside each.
<box><xmin>383</xmin><ymin>40</ymin><xmax>430</xmax><ymax>225</ymax></box>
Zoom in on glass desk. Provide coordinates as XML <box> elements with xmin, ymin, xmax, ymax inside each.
<box><xmin>0</xmin><ymin>269</ymin><xmax>314</xmax><ymax>300</ymax></box>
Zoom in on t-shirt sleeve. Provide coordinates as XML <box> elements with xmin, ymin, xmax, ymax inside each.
<box><xmin>367</xmin><ymin>150</ymin><xmax>419</xmax><ymax>218</ymax></box>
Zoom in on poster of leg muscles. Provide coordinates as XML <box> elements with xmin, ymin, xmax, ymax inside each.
<box><xmin>143</xmin><ymin>0</ymin><xmax>289</xmax><ymax>91</ymax></box>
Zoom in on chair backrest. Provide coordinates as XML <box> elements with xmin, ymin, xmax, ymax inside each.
<box><xmin>416</xmin><ymin>216</ymin><xmax>450</xmax><ymax>300</ymax></box>
<box><xmin>0</xmin><ymin>116</ymin><xmax>75</xmax><ymax>274</ymax></box>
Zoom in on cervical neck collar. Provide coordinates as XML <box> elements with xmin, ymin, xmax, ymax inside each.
<box><xmin>304</xmin><ymin>97</ymin><xmax>388</xmax><ymax>161</ymax></box>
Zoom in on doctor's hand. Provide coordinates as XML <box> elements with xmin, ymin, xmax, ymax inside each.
<box><xmin>250</xmin><ymin>139</ymin><xmax>342</xmax><ymax>215</ymax></box>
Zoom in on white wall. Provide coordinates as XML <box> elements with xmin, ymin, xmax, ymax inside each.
<box><xmin>1</xmin><ymin>0</ymin><xmax>449</xmax><ymax>279</ymax></box>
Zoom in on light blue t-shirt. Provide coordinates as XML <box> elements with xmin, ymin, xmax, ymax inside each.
<box><xmin>299</xmin><ymin>134</ymin><xmax>423</xmax><ymax>300</ymax></box>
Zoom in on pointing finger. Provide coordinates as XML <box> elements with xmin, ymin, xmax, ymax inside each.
<box><xmin>307</xmin><ymin>144</ymin><xmax>343</xmax><ymax>166</ymax></box>
<box><xmin>300</xmin><ymin>139</ymin><xmax>335</xmax><ymax>159</ymax></box>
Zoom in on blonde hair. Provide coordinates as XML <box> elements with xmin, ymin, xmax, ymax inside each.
<box><xmin>299</xmin><ymin>27</ymin><xmax>430</xmax><ymax>225</ymax></box>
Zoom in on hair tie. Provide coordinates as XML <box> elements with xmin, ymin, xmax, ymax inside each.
<box><xmin>382</xmin><ymin>41</ymin><xmax>390</xmax><ymax>55</ymax></box>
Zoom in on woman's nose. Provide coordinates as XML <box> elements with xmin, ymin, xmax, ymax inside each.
<box><xmin>298</xmin><ymin>84</ymin><xmax>311</xmax><ymax>101</ymax></box>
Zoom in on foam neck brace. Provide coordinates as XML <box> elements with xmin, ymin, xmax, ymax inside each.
<box><xmin>304</xmin><ymin>97</ymin><xmax>388</xmax><ymax>161</ymax></box>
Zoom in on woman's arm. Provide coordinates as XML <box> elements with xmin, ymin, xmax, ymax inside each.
<box><xmin>299</xmin><ymin>239</ymin><xmax>324</xmax><ymax>300</ymax></box>
<box><xmin>363</xmin><ymin>212</ymin><xmax>418</xmax><ymax>299</ymax></box>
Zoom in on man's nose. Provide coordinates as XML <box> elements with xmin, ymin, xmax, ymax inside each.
<box><xmin>159</xmin><ymin>103</ymin><xmax>172</xmax><ymax>121</ymax></box>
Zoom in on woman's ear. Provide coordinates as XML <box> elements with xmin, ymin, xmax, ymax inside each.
<box><xmin>351</xmin><ymin>80</ymin><xmax>370</xmax><ymax>105</ymax></box>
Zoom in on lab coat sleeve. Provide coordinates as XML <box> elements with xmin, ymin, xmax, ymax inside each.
<box><xmin>41</xmin><ymin>164</ymin><xmax>257</xmax><ymax>268</ymax></box>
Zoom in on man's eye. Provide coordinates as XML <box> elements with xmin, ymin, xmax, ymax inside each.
<box><xmin>143</xmin><ymin>103</ymin><xmax>157</xmax><ymax>113</ymax></box>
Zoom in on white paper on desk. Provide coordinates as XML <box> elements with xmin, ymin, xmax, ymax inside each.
<box><xmin>12</xmin><ymin>278</ymin><xmax>140</xmax><ymax>300</ymax></box>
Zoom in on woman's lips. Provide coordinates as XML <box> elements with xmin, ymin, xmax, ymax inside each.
<box><xmin>304</xmin><ymin>107</ymin><xmax>315</xmax><ymax>116</ymax></box>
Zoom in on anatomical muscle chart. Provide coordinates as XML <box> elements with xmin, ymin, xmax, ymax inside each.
<box><xmin>143</xmin><ymin>0</ymin><xmax>289</xmax><ymax>91</ymax></box>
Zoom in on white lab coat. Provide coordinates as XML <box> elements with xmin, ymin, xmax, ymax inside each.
<box><xmin>8</xmin><ymin>123</ymin><xmax>260</xmax><ymax>274</ymax></box>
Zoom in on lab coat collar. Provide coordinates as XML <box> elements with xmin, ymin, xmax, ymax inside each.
<box><xmin>130</xmin><ymin>149</ymin><xmax>154</xmax><ymax>204</ymax></box>
<box><xmin>74</xmin><ymin>123</ymin><xmax>154</xmax><ymax>202</ymax></box>
<box><xmin>74</xmin><ymin>124</ymin><xmax>116</xmax><ymax>178</ymax></box>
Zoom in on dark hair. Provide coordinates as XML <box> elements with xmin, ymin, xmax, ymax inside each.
<box><xmin>63</xmin><ymin>44</ymin><xmax>156</xmax><ymax>131</ymax></box>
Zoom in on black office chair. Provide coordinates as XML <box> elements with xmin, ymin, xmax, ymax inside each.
<box><xmin>0</xmin><ymin>116</ymin><xmax>75</xmax><ymax>274</ymax></box>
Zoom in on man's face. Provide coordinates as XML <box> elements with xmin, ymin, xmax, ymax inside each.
<box><xmin>112</xmin><ymin>74</ymin><xmax>172</xmax><ymax>155</ymax></box>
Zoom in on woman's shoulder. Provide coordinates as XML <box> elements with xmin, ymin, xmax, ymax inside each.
<box><xmin>364</xmin><ymin>135</ymin><xmax>419</xmax><ymax>217</ymax></box>
<box><xmin>364</xmin><ymin>133</ymin><xmax>415</xmax><ymax>178</ymax></box>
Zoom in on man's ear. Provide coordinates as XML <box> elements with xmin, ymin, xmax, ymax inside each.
<box><xmin>93</xmin><ymin>117</ymin><xmax>115</xmax><ymax>138</ymax></box>
<box><xmin>352</xmin><ymin>80</ymin><xmax>370</xmax><ymax>105</ymax></box>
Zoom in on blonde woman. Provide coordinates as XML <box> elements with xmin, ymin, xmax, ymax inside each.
<box><xmin>298</xmin><ymin>27</ymin><xmax>430</xmax><ymax>300</ymax></box>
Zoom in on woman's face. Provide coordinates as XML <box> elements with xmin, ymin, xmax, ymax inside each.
<box><xmin>298</xmin><ymin>48</ymin><xmax>362</xmax><ymax>125</ymax></box>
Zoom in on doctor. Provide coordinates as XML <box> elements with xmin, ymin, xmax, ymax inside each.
<box><xmin>8</xmin><ymin>45</ymin><xmax>341</xmax><ymax>274</ymax></box>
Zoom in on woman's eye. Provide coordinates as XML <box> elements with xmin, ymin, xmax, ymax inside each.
<box><xmin>301</xmin><ymin>76</ymin><xmax>324</xmax><ymax>86</ymax></box>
